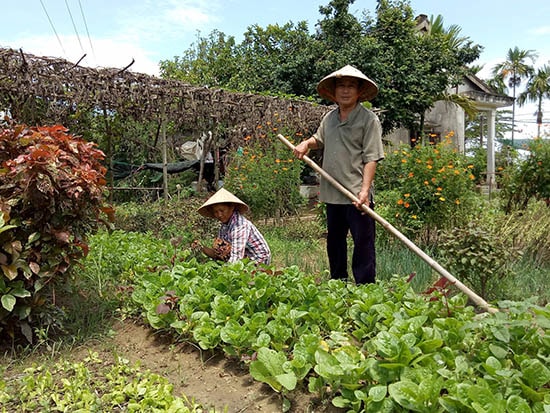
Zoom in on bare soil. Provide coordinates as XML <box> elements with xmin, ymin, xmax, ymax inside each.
<box><xmin>68</xmin><ymin>318</ymin><xmax>342</xmax><ymax>413</ymax></box>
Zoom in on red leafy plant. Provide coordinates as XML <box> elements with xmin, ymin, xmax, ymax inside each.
<box><xmin>0</xmin><ymin>120</ymin><xmax>111</xmax><ymax>343</ymax></box>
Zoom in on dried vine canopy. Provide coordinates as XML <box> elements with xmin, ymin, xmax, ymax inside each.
<box><xmin>0</xmin><ymin>47</ymin><xmax>329</xmax><ymax>140</ymax></box>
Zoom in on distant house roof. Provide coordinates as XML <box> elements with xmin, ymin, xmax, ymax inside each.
<box><xmin>459</xmin><ymin>73</ymin><xmax>514</xmax><ymax>109</ymax></box>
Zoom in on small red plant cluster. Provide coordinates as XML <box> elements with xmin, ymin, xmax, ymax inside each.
<box><xmin>0</xmin><ymin>119</ymin><xmax>111</xmax><ymax>342</ymax></box>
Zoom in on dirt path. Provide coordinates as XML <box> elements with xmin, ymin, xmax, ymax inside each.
<box><xmin>79</xmin><ymin>319</ymin><xmax>340</xmax><ymax>413</ymax></box>
<box><xmin>107</xmin><ymin>319</ymin><xmax>281</xmax><ymax>412</ymax></box>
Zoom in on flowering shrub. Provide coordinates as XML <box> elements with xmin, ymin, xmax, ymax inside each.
<box><xmin>224</xmin><ymin>129</ymin><xmax>304</xmax><ymax>219</ymax></box>
<box><xmin>0</xmin><ymin>121</ymin><xmax>110</xmax><ymax>342</ymax></box>
<box><xmin>376</xmin><ymin>133</ymin><xmax>479</xmax><ymax>242</ymax></box>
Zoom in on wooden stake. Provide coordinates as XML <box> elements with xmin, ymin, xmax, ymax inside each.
<box><xmin>277</xmin><ymin>134</ymin><xmax>497</xmax><ymax>314</ymax></box>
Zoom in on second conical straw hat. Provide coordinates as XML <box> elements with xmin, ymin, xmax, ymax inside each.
<box><xmin>197</xmin><ymin>188</ymin><xmax>249</xmax><ymax>218</ymax></box>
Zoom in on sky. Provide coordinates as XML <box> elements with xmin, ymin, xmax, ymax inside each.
<box><xmin>2</xmin><ymin>0</ymin><xmax>550</xmax><ymax>138</ymax></box>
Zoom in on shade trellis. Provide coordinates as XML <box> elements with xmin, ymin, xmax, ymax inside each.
<box><xmin>0</xmin><ymin>47</ymin><xmax>330</xmax><ymax>142</ymax></box>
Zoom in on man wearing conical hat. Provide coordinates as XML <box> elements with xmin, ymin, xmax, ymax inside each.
<box><xmin>195</xmin><ymin>188</ymin><xmax>271</xmax><ymax>264</ymax></box>
<box><xmin>293</xmin><ymin>65</ymin><xmax>384</xmax><ymax>284</ymax></box>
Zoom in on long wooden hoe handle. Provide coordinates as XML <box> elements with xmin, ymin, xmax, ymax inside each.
<box><xmin>277</xmin><ymin>134</ymin><xmax>497</xmax><ymax>314</ymax></box>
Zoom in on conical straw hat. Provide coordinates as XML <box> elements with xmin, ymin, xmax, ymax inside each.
<box><xmin>317</xmin><ymin>64</ymin><xmax>378</xmax><ymax>103</ymax></box>
<box><xmin>197</xmin><ymin>188</ymin><xmax>249</xmax><ymax>218</ymax></box>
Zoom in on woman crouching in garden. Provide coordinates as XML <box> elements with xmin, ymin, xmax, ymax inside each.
<box><xmin>193</xmin><ymin>188</ymin><xmax>271</xmax><ymax>265</ymax></box>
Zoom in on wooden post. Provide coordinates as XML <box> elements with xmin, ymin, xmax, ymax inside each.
<box><xmin>161</xmin><ymin>109</ymin><xmax>168</xmax><ymax>200</ymax></box>
<box><xmin>277</xmin><ymin>134</ymin><xmax>497</xmax><ymax>314</ymax></box>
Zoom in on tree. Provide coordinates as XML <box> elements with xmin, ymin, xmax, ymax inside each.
<box><xmin>159</xmin><ymin>30</ymin><xmax>239</xmax><ymax>88</ymax></box>
<box><xmin>517</xmin><ymin>64</ymin><xmax>550</xmax><ymax>138</ymax></box>
<box><xmin>491</xmin><ymin>47</ymin><xmax>537</xmax><ymax>146</ymax></box>
<box><xmin>233</xmin><ymin>21</ymin><xmax>319</xmax><ymax>96</ymax></box>
<box><xmin>371</xmin><ymin>1</ymin><xmax>481</xmax><ymax>135</ymax></box>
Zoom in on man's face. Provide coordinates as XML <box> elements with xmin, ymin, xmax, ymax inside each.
<box><xmin>212</xmin><ymin>203</ymin><xmax>235</xmax><ymax>224</ymax></box>
<box><xmin>334</xmin><ymin>77</ymin><xmax>360</xmax><ymax>106</ymax></box>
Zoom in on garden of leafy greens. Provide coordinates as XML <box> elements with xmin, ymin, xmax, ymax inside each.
<box><xmin>1</xmin><ymin>0</ymin><xmax>550</xmax><ymax>409</ymax></box>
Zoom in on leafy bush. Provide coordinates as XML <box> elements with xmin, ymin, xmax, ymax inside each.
<box><xmin>223</xmin><ymin>130</ymin><xmax>304</xmax><ymax>219</ymax></box>
<box><xmin>377</xmin><ymin>135</ymin><xmax>480</xmax><ymax>243</ymax></box>
<box><xmin>438</xmin><ymin>221</ymin><xmax>517</xmax><ymax>300</ymax></box>
<box><xmin>0</xmin><ymin>122</ymin><xmax>109</xmax><ymax>343</ymax></box>
<box><xmin>499</xmin><ymin>137</ymin><xmax>550</xmax><ymax>212</ymax></box>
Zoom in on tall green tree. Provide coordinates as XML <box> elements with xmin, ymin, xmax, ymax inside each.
<box><xmin>159</xmin><ymin>30</ymin><xmax>239</xmax><ymax>88</ymax></box>
<box><xmin>517</xmin><ymin>64</ymin><xmax>550</xmax><ymax>138</ymax></box>
<box><xmin>371</xmin><ymin>1</ymin><xmax>481</xmax><ymax>134</ymax></box>
<box><xmin>491</xmin><ymin>47</ymin><xmax>537</xmax><ymax>145</ymax></box>
<box><xmin>233</xmin><ymin>21</ymin><xmax>319</xmax><ymax>95</ymax></box>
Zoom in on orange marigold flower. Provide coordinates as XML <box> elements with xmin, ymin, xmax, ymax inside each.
<box><xmin>401</xmin><ymin>159</ymin><xmax>407</xmax><ymax>163</ymax></box>
<box><xmin>404</xmin><ymin>193</ymin><xmax>410</xmax><ymax>197</ymax></box>
<box><xmin>437</xmin><ymin>187</ymin><xmax>442</xmax><ymax>191</ymax></box>
<box><xmin>469</xmin><ymin>174</ymin><xmax>475</xmax><ymax>180</ymax></box>
<box><xmin>467</xmin><ymin>164</ymin><xmax>474</xmax><ymax>169</ymax></box>
<box><xmin>408</xmin><ymin>172</ymin><xmax>414</xmax><ymax>177</ymax></box>
<box><xmin>275</xmin><ymin>159</ymin><xmax>281</xmax><ymax>163</ymax></box>
<box><xmin>454</xmin><ymin>170</ymin><xmax>460</xmax><ymax>175</ymax></box>
<box><xmin>431</xmin><ymin>177</ymin><xmax>436</xmax><ymax>183</ymax></box>
<box><xmin>424</xmin><ymin>180</ymin><xmax>429</xmax><ymax>185</ymax></box>
<box><xmin>455</xmin><ymin>199</ymin><xmax>461</xmax><ymax>205</ymax></box>
<box><xmin>404</xmin><ymin>202</ymin><xmax>410</xmax><ymax>208</ymax></box>
<box><xmin>397</xmin><ymin>199</ymin><xmax>404</xmax><ymax>205</ymax></box>
<box><xmin>427</xmin><ymin>165</ymin><xmax>433</xmax><ymax>169</ymax></box>
<box><xmin>257</xmin><ymin>125</ymin><xmax>262</xmax><ymax>129</ymax></box>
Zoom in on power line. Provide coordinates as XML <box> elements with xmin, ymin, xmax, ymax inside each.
<box><xmin>39</xmin><ymin>0</ymin><xmax>66</xmax><ymax>55</ymax></box>
<box><xmin>78</xmin><ymin>0</ymin><xmax>95</xmax><ymax>59</ymax></box>
<box><xmin>64</xmin><ymin>0</ymin><xmax>85</xmax><ymax>54</ymax></box>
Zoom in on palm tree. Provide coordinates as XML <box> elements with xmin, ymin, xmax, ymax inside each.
<box><xmin>492</xmin><ymin>47</ymin><xmax>537</xmax><ymax>146</ymax></box>
<box><xmin>517</xmin><ymin>65</ymin><xmax>550</xmax><ymax>138</ymax></box>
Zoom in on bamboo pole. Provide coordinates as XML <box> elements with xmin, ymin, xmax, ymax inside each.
<box><xmin>277</xmin><ymin>134</ymin><xmax>497</xmax><ymax>314</ymax></box>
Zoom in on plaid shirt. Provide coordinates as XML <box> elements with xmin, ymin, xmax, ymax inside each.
<box><xmin>218</xmin><ymin>211</ymin><xmax>271</xmax><ymax>264</ymax></box>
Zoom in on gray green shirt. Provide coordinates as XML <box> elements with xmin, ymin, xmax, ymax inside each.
<box><xmin>313</xmin><ymin>103</ymin><xmax>384</xmax><ymax>204</ymax></box>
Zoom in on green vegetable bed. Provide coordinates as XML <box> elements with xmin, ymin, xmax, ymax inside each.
<box><xmin>131</xmin><ymin>255</ymin><xmax>550</xmax><ymax>412</ymax></box>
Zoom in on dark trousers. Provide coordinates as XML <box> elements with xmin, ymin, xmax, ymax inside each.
<box><xmin>326</xmin><ymin>203</ymin><xmax>376</xmax><ymax>284</ymax></box>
